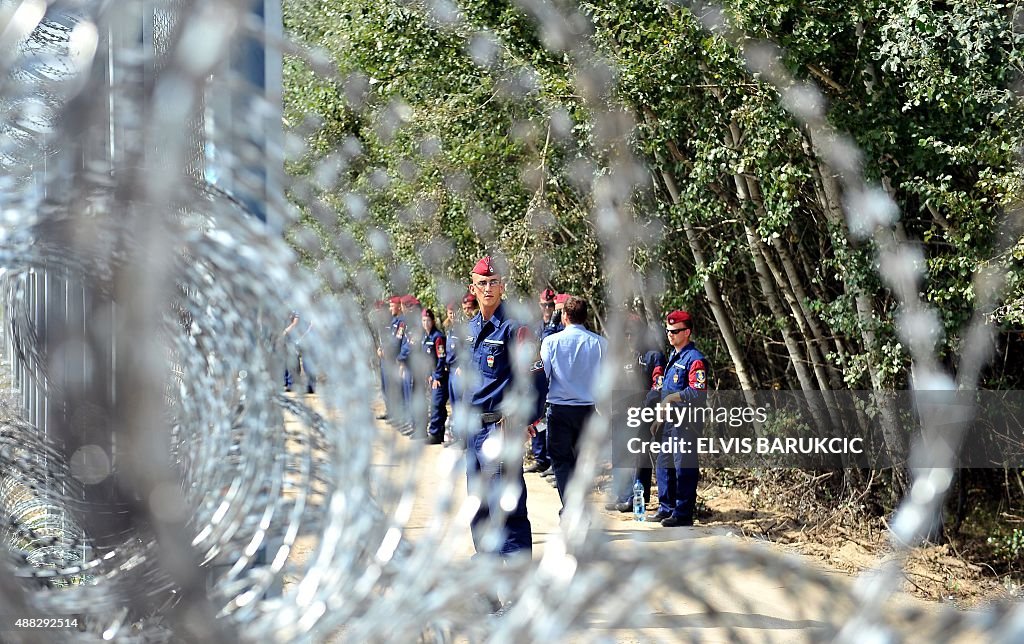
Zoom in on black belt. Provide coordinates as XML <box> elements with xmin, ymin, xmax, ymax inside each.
<box><xmin>481</xmin><ymin>412</ymin><xmax>503</xmax><ymax>424</ymax></box>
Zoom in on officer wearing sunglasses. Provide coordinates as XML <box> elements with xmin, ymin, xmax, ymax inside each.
<box><xmin>651</xmin><ymin>310</ymin><xmax>708</xmax><ymax>527</ymax></box>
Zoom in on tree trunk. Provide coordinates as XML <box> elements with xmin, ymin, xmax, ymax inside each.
<box><xmin>725</xmin><ymin>122</ymin><xmax>819</xmax><ymax>398</ymax></box>
<box><xmin>803</xmin><ymin>129</ymin><xmax>908</xmax><ymax>495</ymax></box>
<box><xmin>654</xmin><ymin>162</ymin><xmax>759</xmax><ymax>393</ymax></box>
<box><xmin>641</xmin><ymin>107</ymin><xmax>760</xmax><ymax>393</ymax></box>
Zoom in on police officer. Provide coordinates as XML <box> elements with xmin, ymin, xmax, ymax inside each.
<box><xmin>399</xmin><ymin>295</ymin><xmax>423</xmax><ymax>435</ymax></box>
<box><xmin>374</xmin><ymin>300</ymin><xmax>392</xmax><ymax>420</ymax></box>
<box><xmin>550</xmin><ymin>293</ymin><xmax>568</xmax><ymax>334</ymax></box>
<box><xmin>418</xmin><ymin>308</ymin><xmax>448</xmax><ymax>444</ymax></box>
<box><xmin>443</xmin><ymin>293</ymin><xmax>477</xmax><ymax>445</ymax></box>
<box><xmin>526</xmin><ymin>289</ymin><xmax>558</xmax><ymax>474</ymax></box>
<box><xmin>465</xmin><ymin>255</ymin><xmax>535</xmax><ymax>558</ymax></box>
<box><xmin>536</xmin><ymin>288</ymin><xmax>560</xmax><ymax>339</ymax></box>
<box><xmin>378</xmin><ymin>296</ymin><xmax>411</xmax><ymax>430</ymax></box>
<box><xmin>651</xmin><ymin>310</ymin><xmax>707</xmax><ymax>527</ymax></box>
<box><xmin>283</xmin><ymin>310</ymin><xmax>300</xmax><ymax>392</ymax></box>
<box><xmin>607</xmin><ymin>316</ymin><xmax>665</xmax><ymax>512</ymax></box>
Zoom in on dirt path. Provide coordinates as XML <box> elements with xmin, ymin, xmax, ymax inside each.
<box><xmin>287</xmin><ymin>395</ymin><xmax>973</xmax><ymax>642</ymax></box>
<box><xmin>365</xmin><ymin>416</ymin><xmax>968</xmax><ymax>642</ymax></box>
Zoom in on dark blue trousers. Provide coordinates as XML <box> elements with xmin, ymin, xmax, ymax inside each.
<box><xmin>615</xmin><ymin>466</ymin><xmax>653</xmax><ymax>505</ymax></box>
<box><xmin>301</xmin><ymin>352</ymin><xmax>315</xmax><ymax>394</ymax></box>
<box><xmin>530</xmin><ymin>427</ymin><xmax>550</xmax><ymax>469</ymax></box>
<box><xmin>379</xmin><ymin>358</ymin><xmax>390</xmax><ymax>414</ymax></box>
<box><xmin>466</xmin><ymin>421</ymin><xmax>532</xmax><ymax>557</ymax></box>
<box><xmin>428</xmin><ymin>376</ymin><xmax>449</xmax><ymax>437</ymax></box>
<box><xmin>447</xmin><ymin>371</ymin><xmax>457</xmax><ymax>406</ymax></box>
<box><xmin>546</xmin><ymin>404</ymin><xmax>595</xmax><ymax>505</ymax></box>
<box><xmin>400</xmin><ymin>365</ymin><xmax>414</xmax><ymax>426</ymax></box>
<box><xmin>655</xmin><ymin>424</ymin><xmax>700</xmax><ymax>519</ymax></box>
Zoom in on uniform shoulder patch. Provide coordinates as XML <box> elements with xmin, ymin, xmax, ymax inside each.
<box><xmin>651</xmin><ymin>366</ymin><xmax>664</xmax><ymax>390</ymax></box>
<box><xmin>436</xmin><ymin>338</ymin><xmax>446</xmax><ymax>358</ymax></box>
<box><xmin>691</xmin><ymin>365</ymin><xmax>707</xmax><ymax>390</ymax></box>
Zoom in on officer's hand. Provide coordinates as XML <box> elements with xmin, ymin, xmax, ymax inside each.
<box><xmin>431</xmin><ymin>379</ymin><xmax>441</xmax><ymax>389</ymax></box>
<box><xmin>527</xmin><ymin>421</ymin><xmax>538</xmax><ymax>438</ymax></box>
<box><xmin>377</xmin><ymin>347</ymin><xmax>383</xmax><ymax>358</ymax></box>
<box><xmin>662</xmin><ymin>392</ymin><xmax>682</xmax><ymax>405</ymax></box>
<box><xmin>650</xmin><ymin>419</ymin><xmax>663</xmax><ymax>438</ymax></box>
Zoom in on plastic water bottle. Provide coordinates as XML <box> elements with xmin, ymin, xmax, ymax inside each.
<box><xmin>633</xmin><ymin>479</ymin><xmax>645</xmax><ymax>522</ymax></box>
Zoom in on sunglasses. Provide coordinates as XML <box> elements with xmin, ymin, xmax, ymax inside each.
<box><xmin>539</xmin><ymin>302</ymin><xmax>555</xmax><ymax>308</ymax></box>
<box><xmin>665</xmin><ymin>327</ymin><xmax>689</xmax><ymax>335</ymax></box>
<box><xmin>473</xmin><ymin>279</ymin><xmax>501</xmax><ymax>289</ymax></box>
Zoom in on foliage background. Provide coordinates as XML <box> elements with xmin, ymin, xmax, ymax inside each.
<box><xmin>281</xmin><ymin>0</ymin><xmax>1024</xmax><ymax>393</ymax></box>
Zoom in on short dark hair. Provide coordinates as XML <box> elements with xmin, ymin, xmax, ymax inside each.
<box><xmin>564</xmin><ymin>296</ymin><xmax>588</xmax><ymax>325</ymax></box>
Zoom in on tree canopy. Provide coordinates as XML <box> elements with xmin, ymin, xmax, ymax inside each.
<box><xmin>282</xmin><ymin>0</ymin><xmax>1024</xmax><ymax>392</ymax></box>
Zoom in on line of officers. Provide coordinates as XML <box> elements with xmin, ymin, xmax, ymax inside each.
<box><xmin>374</xmin><ymin>290</ymin><xmax>565</xmax><ymax>444</ymax></box>
<box><xmin>375</xmin><ymin>292</ymin><xmax>482</xmax><ymax>444</ymax></box>
<box><xmin>374</xmin><ymin>256</ymin><xmax>708</xmax><ymax>560</ymax></box>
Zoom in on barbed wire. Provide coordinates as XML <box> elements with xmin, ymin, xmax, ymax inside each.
<box><xmin>0</xmin><ymin>0</ymin><xmax>1021</xmax><ymax>642</ymax></box>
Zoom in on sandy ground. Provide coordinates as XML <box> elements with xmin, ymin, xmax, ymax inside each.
<box><xmin>281</xmin><ymin>393</ymin><xmax>977</xmax><ymax>643</ymax></box>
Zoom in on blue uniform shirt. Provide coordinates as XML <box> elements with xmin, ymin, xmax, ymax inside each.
<box><xmin>660</xmin><ymin>342</ymin><xmax>708</xmax><ymax>407</ymax></box>
<box><xmin>422</xmin><ymin>328</ymin><xmax>447</xmax><ymax>380</ymax></box>
<box><xmin>634</xmin><ymin>350</ymin><xmax>666</xmax><ymax>389</ymax></box>
<box><xmin>390</xmin><ymin>315</ymin><xmax>410</xmax><ymax>363</ymax></box>
<box><xmin>468</xmin><ymin>303</ymin><xmax>523</xmax><ymax>413</ymax></box>
<box><xmin>445</xmin><ymin>326</ymin><xmax>459</xmax><ymax>368</ymax></box>
<box><xmin>632</xmin><ymin>349</ymin><xmax>666</xmax><ymax>406</ymax></box>
<box><xmin>536</xmin><ymin>318</ymin><xmax>563</xmax><ymax>340</ymax></box>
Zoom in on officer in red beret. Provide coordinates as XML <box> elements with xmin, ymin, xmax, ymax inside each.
<box><xmin>540</xmin><ymin>292</ymin><xmax>566</xmax><ymax>334</ymax></box>
<box><xmin>464</xmin><ymin>256</ymin><xmax>536</xmax><ymax>558</ymax></box>
<box><xmin>651</xmin><ymin>310</ymin><xmax>708</xmax><ymax>526</ymax></box>
<box><xmin>396</xmin><ymin>295</ymin><xmax>425</xmax><ymax>435</ymax></box>
<box><xmin>417</xmin><ymin>308</ymin><xmax>448</xmax><ymax>444</ymax></box>
<box><xmin>606</xmin><ymin>315</ymin><xmax>666</xmax><ymax>512</ymax></box>
<box><xmin>536</xmin><ymin>288</ymin><xmax>556</xmax><ymax>335</ymax></box>
<box><xmin>526</xmin><ymin>288</ymin><xmax>559</xmax><ymax>475</ymax></box>
<box><xmin>377</xmin><ymin>296</ymin><xmax>411</xmax><ymax>426</ymax></box>
<box><xmin>443</xmin><ymin>292</ymin><xmax>479</xmax><ymax>446</ymax></box>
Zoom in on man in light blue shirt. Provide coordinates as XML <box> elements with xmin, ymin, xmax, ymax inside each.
<box><xmin>540</xmin><ymin>296</ymin><xmax>607</xmax><ymax>505</ymax></box>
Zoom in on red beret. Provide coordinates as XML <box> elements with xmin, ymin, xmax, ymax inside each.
<box><xmin>462</xmin><ymin>292</ymin><xmax>477</xmax><ymax>305</ymax></box>
<box><xmin>538</xmin><ymin>288</ymin><xmax>556</xmax><ymax>303</ymax></box>
<box><xmin>401</xmin><ymin>295</ymin><xmax>419</xmax><ymax>307</ymax></box>
<box><xmin>388</xmin><ymin>296</ymin><xmax>401</xmax><ymax>305</ymax></box>
<box><xmin>554</xmin><ymin>293</ymin><xmax>570</xmax><ymax>304</ymax></box>
<box><xmin>472</xmin><ymin>255</ymin><xmax>497</xmax><ymax>276</ymax></box>
<box><xmin>666</xmin><ymin>310</ymin><xmax>691</xmax><ymax>327</ymax></box>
